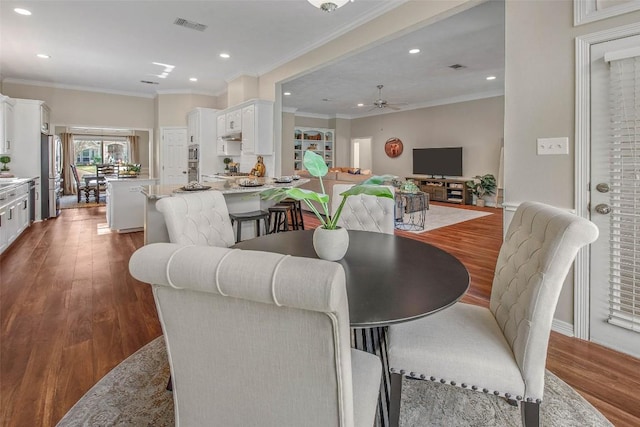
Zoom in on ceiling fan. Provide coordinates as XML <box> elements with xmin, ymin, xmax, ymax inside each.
<box><xmin>369</xmin><ymin>84</ymin><xmax>407</xmax><ymax>111</ymax></box>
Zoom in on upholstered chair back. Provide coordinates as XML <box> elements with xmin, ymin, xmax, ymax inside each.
<box><xmin>489</xmin><ymin>201</ymin><xmax>599</xmax><ymax>399</ymax></box>
<box><xmin>331</xmin><ymin>184</ymin><xmax>395</xmax><ymax>235</ymax></box>
<box><xmin>156</xmin><ymin>191</ymin><xmax>235</xmax><ymax>247</ymax></box>
<box><xmin>129</xmin><ymin>243</ymin><xmax>358</xmax><ymax>427</ymax></box>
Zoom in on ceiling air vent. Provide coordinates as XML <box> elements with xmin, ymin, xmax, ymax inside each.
<box><xmin>448</xmin><ymin>64</ymin><xmax>466</xmax><ymax>70</ymax></box>
<box><xmin>174</xmin><ymin>17</ymin><xmax>208</xmax><ymax>32</ymax></box>
<box><xmin>140</xmin><ymin>80</ymin><xmax>159</xmax><ymax>85</ymax></box>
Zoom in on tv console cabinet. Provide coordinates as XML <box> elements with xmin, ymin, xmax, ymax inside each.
<box><xmin>406</xmin><ymin>176</ymin><xmax>471</xmax><ymax>205</ymax></box>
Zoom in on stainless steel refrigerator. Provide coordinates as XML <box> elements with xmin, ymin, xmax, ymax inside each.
<box><xmin>41</xmin><ymin>134</ymin><xmax>62</xmax><ymax>218</ymax></box>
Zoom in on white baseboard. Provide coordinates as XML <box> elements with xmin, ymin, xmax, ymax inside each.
<box><xmin>552</xmin><ymin>319</ymin><xmax>574</xmax><ymax>337</ymax></box>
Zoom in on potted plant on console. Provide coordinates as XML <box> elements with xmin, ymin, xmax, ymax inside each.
<box><xmin>465</xmin><ymin>174</ymin><xmax>497</xmax><ymax>207</ymax></box>
<box><xmin>261</xmin><ymin>150</ymin><xmax>394</xmax><ymax>261</ymax></box>
<box><xmin>0</xmin><ymin>156</ymin><xmax>12</xmax><ymax>178</ymax></box>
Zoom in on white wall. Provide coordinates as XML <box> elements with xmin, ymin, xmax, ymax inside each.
<box><xmin>351</xmin><ymin>96</ymin><xmax>504</xmax><ymax>178</ymax></box>
<box><xmin>504</xmin><ymin>1</ymin><xmax>640</xmax><ymax>324</ymax></box>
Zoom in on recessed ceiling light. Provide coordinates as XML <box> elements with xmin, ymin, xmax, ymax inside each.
<box><xmin>219</xmin><ymin>53</ymin><xmax>230</xmax><ymax>59</ymax></box>
<box><xmin>189</xmin><ymin>77</ymin><xmax>198</xmax><ymax>82</ymax></box>
<box><xmin>409</xmin><ymin>48</ymin><xmax>420</xmax><ymax>54</ymax></box>
<box><xmin>357</xmin><ymin>103</ymin><xmax>364</xmax><ymax>107</ymax></box>
<box><xmin>486</xmin><ymin>76</ymin><xmax>497</xmax><ymax>80</ymax></box>
<box><xmin>36</xmin><ymin>54</ymin><xmax>50</xmax><ymax>59</ymax></box>
<box><xmin>283</xmin><ymin>92</ymin><xmax>291</xmax><ymax>96</ymax></box>
<box><xmin>14</xmin><ymin>8</ymin><xmax>32</xmax><ymax>15</ymax></box>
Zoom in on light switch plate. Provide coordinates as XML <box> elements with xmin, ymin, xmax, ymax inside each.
<box><xmin>537</xmin><ymin>137</ymin><xmax>569</xmax><ymax>155</ymax></box>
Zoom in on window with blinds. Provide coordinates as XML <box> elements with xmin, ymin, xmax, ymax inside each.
<box><xmin>608</xmin><ymin>55</ymin><xmax>640</xmax><ymax>333</ymax></box>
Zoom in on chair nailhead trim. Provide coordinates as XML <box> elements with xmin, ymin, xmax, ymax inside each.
<box><xmin>389</xmin><ymin>369</ymin><xmax>539</xmax><ymax>403</ymax></box>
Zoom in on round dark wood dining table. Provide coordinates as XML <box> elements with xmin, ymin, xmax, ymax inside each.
<box><xmin>233</xmin><ymin>229</ymin><xmax>470</xmax><ymax>328</ymax></box>
<box><xmin>234</xmin><ymin>229</ymin><xmax>470</xmax><ymax>427</ymax></box>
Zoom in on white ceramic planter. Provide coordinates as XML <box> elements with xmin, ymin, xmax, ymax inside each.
<box><xmin>313</xmin><ymin>227</ymin><xmax>349</xmax><ymax>261</ymax></box>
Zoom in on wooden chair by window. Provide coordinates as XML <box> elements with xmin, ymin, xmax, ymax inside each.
<box><xmin>96</xmin><ymin>163</ymin><xmax>119</xmax><ymax>177</ymax></box>
<box><xmin>95</xmin><ymin>164</ymin><xmax>119</xmax><ymax>201</ymax></box>
<box><xmin>70</xmin><ymin>164</ymin><xmax>97</xmax><ymax>203</ymax></box>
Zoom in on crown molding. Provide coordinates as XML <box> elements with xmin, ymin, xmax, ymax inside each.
<box><xmin>155</xmin><ymin>89</ymin><xmax>217</xmax><ymax>96</ymax></box>
<box><xmin>2</xmin><ymin>78</ymin><xmax>156</xmax><ymax>99</ymax></box>
<box><xmin>293</xmin><ymin>90</ymin><xmax>505</xmax><ymax>120</ymax></box>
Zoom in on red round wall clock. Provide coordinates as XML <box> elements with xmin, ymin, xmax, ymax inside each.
<box><xmin>384</xmin><ymin>137</ymin><xmax>403</xmax><ymax>158</ymax></box>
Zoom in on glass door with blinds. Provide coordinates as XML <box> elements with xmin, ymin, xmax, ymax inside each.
<box><xmin>589</xmin><ymin>35</ymin><xmax>640</xmax><ymax>358</ymax></box>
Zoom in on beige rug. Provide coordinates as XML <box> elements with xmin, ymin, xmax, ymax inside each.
<box><xmin>398</xmin><ymin>204</ymin><xmax>492</xmax><ymax>233</ymax></box>
<box><xmin>57</xmin><ymin>337</ymin><xmax>612</xmax><ymax>427</ymax></box>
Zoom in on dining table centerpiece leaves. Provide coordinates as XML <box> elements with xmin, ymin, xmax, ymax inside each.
<box><xmin>261</xmin><ymin>150</ymin><xmax>394</xmax><ymax>260</ymax></box>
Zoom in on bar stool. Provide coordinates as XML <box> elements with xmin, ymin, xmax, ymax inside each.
<box><xmin>229</xmin><ymin>210</ymin><xmax>270</xmax><ymax>243</ymax></box>
<box><xmin>268</xmin><ymin>204</ymin><xmax>294</xmax><ymax>233</ymax></box>
<box><xmin>280</xmin><ymin>198</ymin><xmax>305</xmax><ymax>230</ymax></box>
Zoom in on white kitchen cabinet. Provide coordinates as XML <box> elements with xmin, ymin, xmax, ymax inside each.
<box><xmin>187</xmin><ymin>109</ymin><xmax>199</xmax><ymax>145</ymax></box>
<box><xmin>40</xmin><ymin>104</ymin><xmax>51</xmax><ymax>134</ymax></box>
<box><xmin>187</xmin><ymin>107</ymin><xmax>218</xmax><ymax>176</ymax></box>
<box><xmin>12</xmin><ymin>99</ymin><xmax>48</xmax><ymax>179</ymax></box>
<box><xmin>217</xmin><ymin>113</ymin><xmax>241</xmax><ymax>156</ymax></box>
<box><xmin>0</xmin><ymin>181</ymin><xmax>32</xmax><ymax>255</ymax></box>
<box><xmin>241</xmin><ymin>100</ymin><xmax>273</xmax><ymax>155</ymax></box>
<box><xmin>0</xmin><ymin>95</ymin><xmax>15</xmax><ymax>155</ymax></box>
<box><xmin>0</xmin><ymin>189</ymin><xmax>8</xmax><ymax>253</ymax></box>
<box><xmin>225</xmin><ymin>108</ymin><xmax>242</xmax><ymax>134</ymax></box>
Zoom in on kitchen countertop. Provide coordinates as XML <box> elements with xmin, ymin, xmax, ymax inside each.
<box><xmin>141</xmin><ymin>177</ymin><xmax>309</xmax><ymax>200</ymax></box>
<box><xmin>0</xmin><ymin>177</ymin><xmax>38</xmax><ymax>190</ymax></box>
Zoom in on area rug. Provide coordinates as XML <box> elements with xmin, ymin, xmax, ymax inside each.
<box><xmin>60</xmin><ymin>194</ymin><xmax>105</xmax><ymax>209</ymax></box>
<box><xmin>56</xmin><ymin>337</ymin><xmax>612</xmax><ymax>427</ymax></box>
<box><xmin>399</xmin><ymin>204</ymin><xmax>492</xmax><ymax>233</ymax></box>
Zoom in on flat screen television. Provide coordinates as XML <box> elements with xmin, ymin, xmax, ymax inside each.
<box><xmin>412</xmin><ymin>147</ymin><xmax>463</xmax><ymax>177</ymax></box>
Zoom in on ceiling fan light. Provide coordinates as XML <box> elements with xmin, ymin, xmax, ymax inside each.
<box><xmin>308</xmin><ymin>0</ymin><xmax>349</xmax><ymax>12</ymax></box>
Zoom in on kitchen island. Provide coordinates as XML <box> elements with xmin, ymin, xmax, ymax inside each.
<box><xmin>105</xmin><ymin>176</ymin><xmax>159</xmax><ymax>233</ymax></box>
<box><xmin>141</xmin><ymin>177</ymin><xmax>308</xmax><ymax>244</ymax></box>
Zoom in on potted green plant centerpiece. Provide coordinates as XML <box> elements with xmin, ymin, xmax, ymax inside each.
<box><xmin>261</xmin><ymin>150</ymin><xmax>394</xmax><ymax>261</ymax></box>
<box><xmin>465</xmin><ymin>173</ymin><xmax>497</xmax><ymax>207</ymax></box>
<box><xmin>0</xmin><ymin>155</ymin><xmax>10</xmax><ymax>172</ymax></box>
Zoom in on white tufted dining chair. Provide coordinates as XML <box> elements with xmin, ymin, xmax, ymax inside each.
<box><xmin>387</xmin><ymin>201</ymin><xmax>599</xmax><ymax>427</ymax></box>
<box><xmin>156</xmin><ymin>191</ymin><xmax>235</xmax><ymax>247</ymax></box>
<box><xmin>332</xmin><ymin>184</ymin><xmax>395</xmax><ymax>235</ymax></box>
<box><xmin>129</xmin><ymin>243</ymin><xmax>382</xmax><ymax>427</ymax></box>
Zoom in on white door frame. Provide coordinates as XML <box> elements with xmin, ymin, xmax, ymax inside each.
<box><xmin>351</xmin><ymin>137</ymin><xmax>372</xmax><ymax>170</ymax></box>
<box><xmin>574</xmin><ymin>22</ymin><xmax>640</xmax><ymax>340</ymax></box>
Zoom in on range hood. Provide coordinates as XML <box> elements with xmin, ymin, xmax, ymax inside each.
<box><xmin>221</xmin><ymin>132</ymin><xmax>242</xmax><ymax>141</ymax></box>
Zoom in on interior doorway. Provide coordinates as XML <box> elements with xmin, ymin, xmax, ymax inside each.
<box><xmin>160</xmin><ymin>127</ymin><xmax>188</xmax><ymax>185</ymax></box>
<box><xmin>351</xmin><ymin>138</ymin><xmax>372</xmax><ymax>170</ymax></box>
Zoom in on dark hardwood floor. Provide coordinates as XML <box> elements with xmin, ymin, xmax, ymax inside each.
<box><xmin>1</xmin><ymin>203</ymin><xmax>638</xmax><ymax>426</ymax></box>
